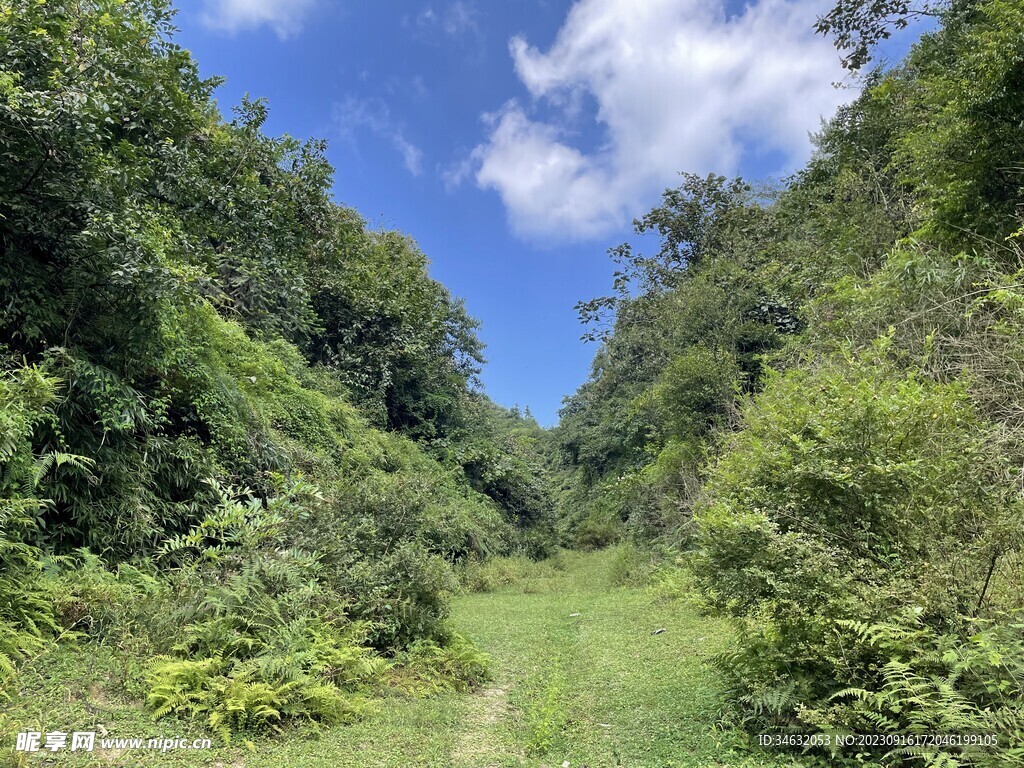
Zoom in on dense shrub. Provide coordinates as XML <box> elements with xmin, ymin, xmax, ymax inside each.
<box><xmin>392</xmin><ymin>632</ymin><xmax>491</xmax><ymax>694</ymax></box>
<box><xmin>0</xmin><ymin>364</ymin><xmax>68</xmax><ymax>692</ymax></box>
<box><xmin>456</xmin><ymin>552</ymin><xmax>569</xmax><ymax>594</ymax></box>
<box><xmin>694</xmin><ymin>355</ymin><xmax>1024</xmax><ymax>764</ymax></box>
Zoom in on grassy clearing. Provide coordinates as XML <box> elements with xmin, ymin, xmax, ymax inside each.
<box><xmin>451</xmin><ymin>549</ymin><xmax>793</xmax><ymax>767</ymax></box>
<box><xmin>3</xmin><ymin>549</ymin><xmax>792</xmax><ymax>767</ymax></box>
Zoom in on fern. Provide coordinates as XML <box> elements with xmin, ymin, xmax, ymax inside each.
<box><xmin>0</xmin><ymin>365</ymin><xmax>83</xmax><ymax>694</ymax></box>
<box><xmin>146</xmin><ymin>652</ymin><xmax>368</xmax><ymax>743</ymax></box>
<box><xmin>142</xmin><ymin>480</ymin><xmax>386</xmax><ymax>740</ymax></box>
<box><xmin>393</xmin><ymin>631</ymin><xmax>491</xmax><ymax>694</ymax></box>
<box><xmin>827</xmin><ymin>615</ymin><xmax>1023</xmax><ymax>766</ymax></box>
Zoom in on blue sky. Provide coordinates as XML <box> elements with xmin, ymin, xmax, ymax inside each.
<box><xmin>172</xmin><ymin>0</ymin><xmax>893</xmax><ymax>425</ymax></box>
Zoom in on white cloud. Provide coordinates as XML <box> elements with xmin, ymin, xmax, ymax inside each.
<box><xmin>334</xmin><ymin>97</ymin><xmax>424</xmax><ymax>176</ymax></box>
<box><xmin>441</xmin><ymin>153</ymin><xmax>475</xmax><ymax>192</ymax></box>
<box><xmin>393</xmin><ymin>135</ymin><xmax>425</xmax><ymax>177</ymax></box>
<box><xmin>200</xmin><ymin>0</ymin><xmax>317</xmax><ymax>39</ymax></box>
<box><xmin>473</xmin><ymin>102</ymin><xmax>624</xmax><ymax>237</ymax></box>
<box><xmin>409</xmin><ymin>1</ymin><xmax>482</xmax><ymax>44</ymax></box>
<box><xmin>466</xmin><ymin>0</ymin><xmax>851</xmax><ymax>241</ymax></box>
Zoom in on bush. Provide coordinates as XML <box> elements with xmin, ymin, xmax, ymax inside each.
<box><xmin>137</xmin><ymin>483</ymin><xmax>386</xmax><ymax>740</ymax></box>
<box><xmin>647</xmin><ymin>561</ymin><xmax>699</xmax><ymax>603</ymax></box>
<box><xmin>607</xmin><ymin>541</ymin><xmax>659</xmax><ymax>588</ymax></box>
<box><xmin>292</xmin><ymin>461</ymin><xmax>497</xmax><ymax>648</ymax></box>
<box><xmin>696</xmin><ymin>354</ymin><xmax>1008</xmax><ymax>618</ymax></box>
<box><xmin>694</xmin><ymin>354</ymin><xmax>1024</xmax><ymax>763</ymax></box>
<box><xmin>0</xmin><ymin>364</ymin><xmax>90</xmax><ymax>692</ymax></box>
<box><xmin>571</xmin><ymin>485</ymin><xmax>628</xmax><ymax>550</ymax></box>
<box><xmin>460</xmin><ymin>552</ymin><xmax>571</xmax><ymax>593</ymax></box>
<box><xmin>391</xmin><ymin>631</ymin><xmax>490</xmax><ymax>694</ymax></box>
<box><xmin>146</xmin><ymin>656</ymin><xmax>369</xmax><ymax>742</ymax></box>
<box><xmin>645</xmin><ymin>347</ymin><xmax>740</xmax><ymax>442</ymax></box>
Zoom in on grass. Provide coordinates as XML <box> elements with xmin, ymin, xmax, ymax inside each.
<box><xmin>2</xmin><ymin>548</ymin><xmax>795</xmax><ymax>767</ymax></box>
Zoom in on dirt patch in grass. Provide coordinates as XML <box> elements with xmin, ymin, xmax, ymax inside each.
<box><xmin>452</xmin><ymin>684</ymin><xmax>513</xmax><ymax>767</ymax></box>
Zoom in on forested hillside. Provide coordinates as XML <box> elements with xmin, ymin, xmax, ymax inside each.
<box><xmin>550</xmin><ymin>0</ymin><xmax>1024</xmax><ymax>764</ymax></box>
<box><xmin>3</xmin><ymin>0</ymin><xmax>1024</xmax><ymax>766</ymax></box>
<box><xmin>0</xmin><ymin>0</ymin><xmax>554</xmax><ymax>741</ymax></box>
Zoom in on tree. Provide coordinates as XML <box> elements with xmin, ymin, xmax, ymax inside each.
<box><xmin>306</xmin><ymin>212</ymin><xmax>484</xmax><ymax>441</ymax></box>
<box><xmin>815</xmin><ymin>0</ymin><xmax>943</xmax><ymax>70</ymax></box>
<box><xmin>575</xmin><ymin>174</ymin><xmax>750</xmax><ymax>342</ymax></box>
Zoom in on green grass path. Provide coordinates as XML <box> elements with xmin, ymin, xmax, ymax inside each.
<box><xmin>441</xmin><ymin>549</ymin><xmax>791</xmax><ymax>768</ymax></box>
<box><xmin>247</xmin><ymin>549</ymin><xmax>791</xmax><ymax>768</ymax></box>
<box><xmin>7</xmin><ymin>550</ymin><xmax>794</xmax><ymax>767</ymax></box>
